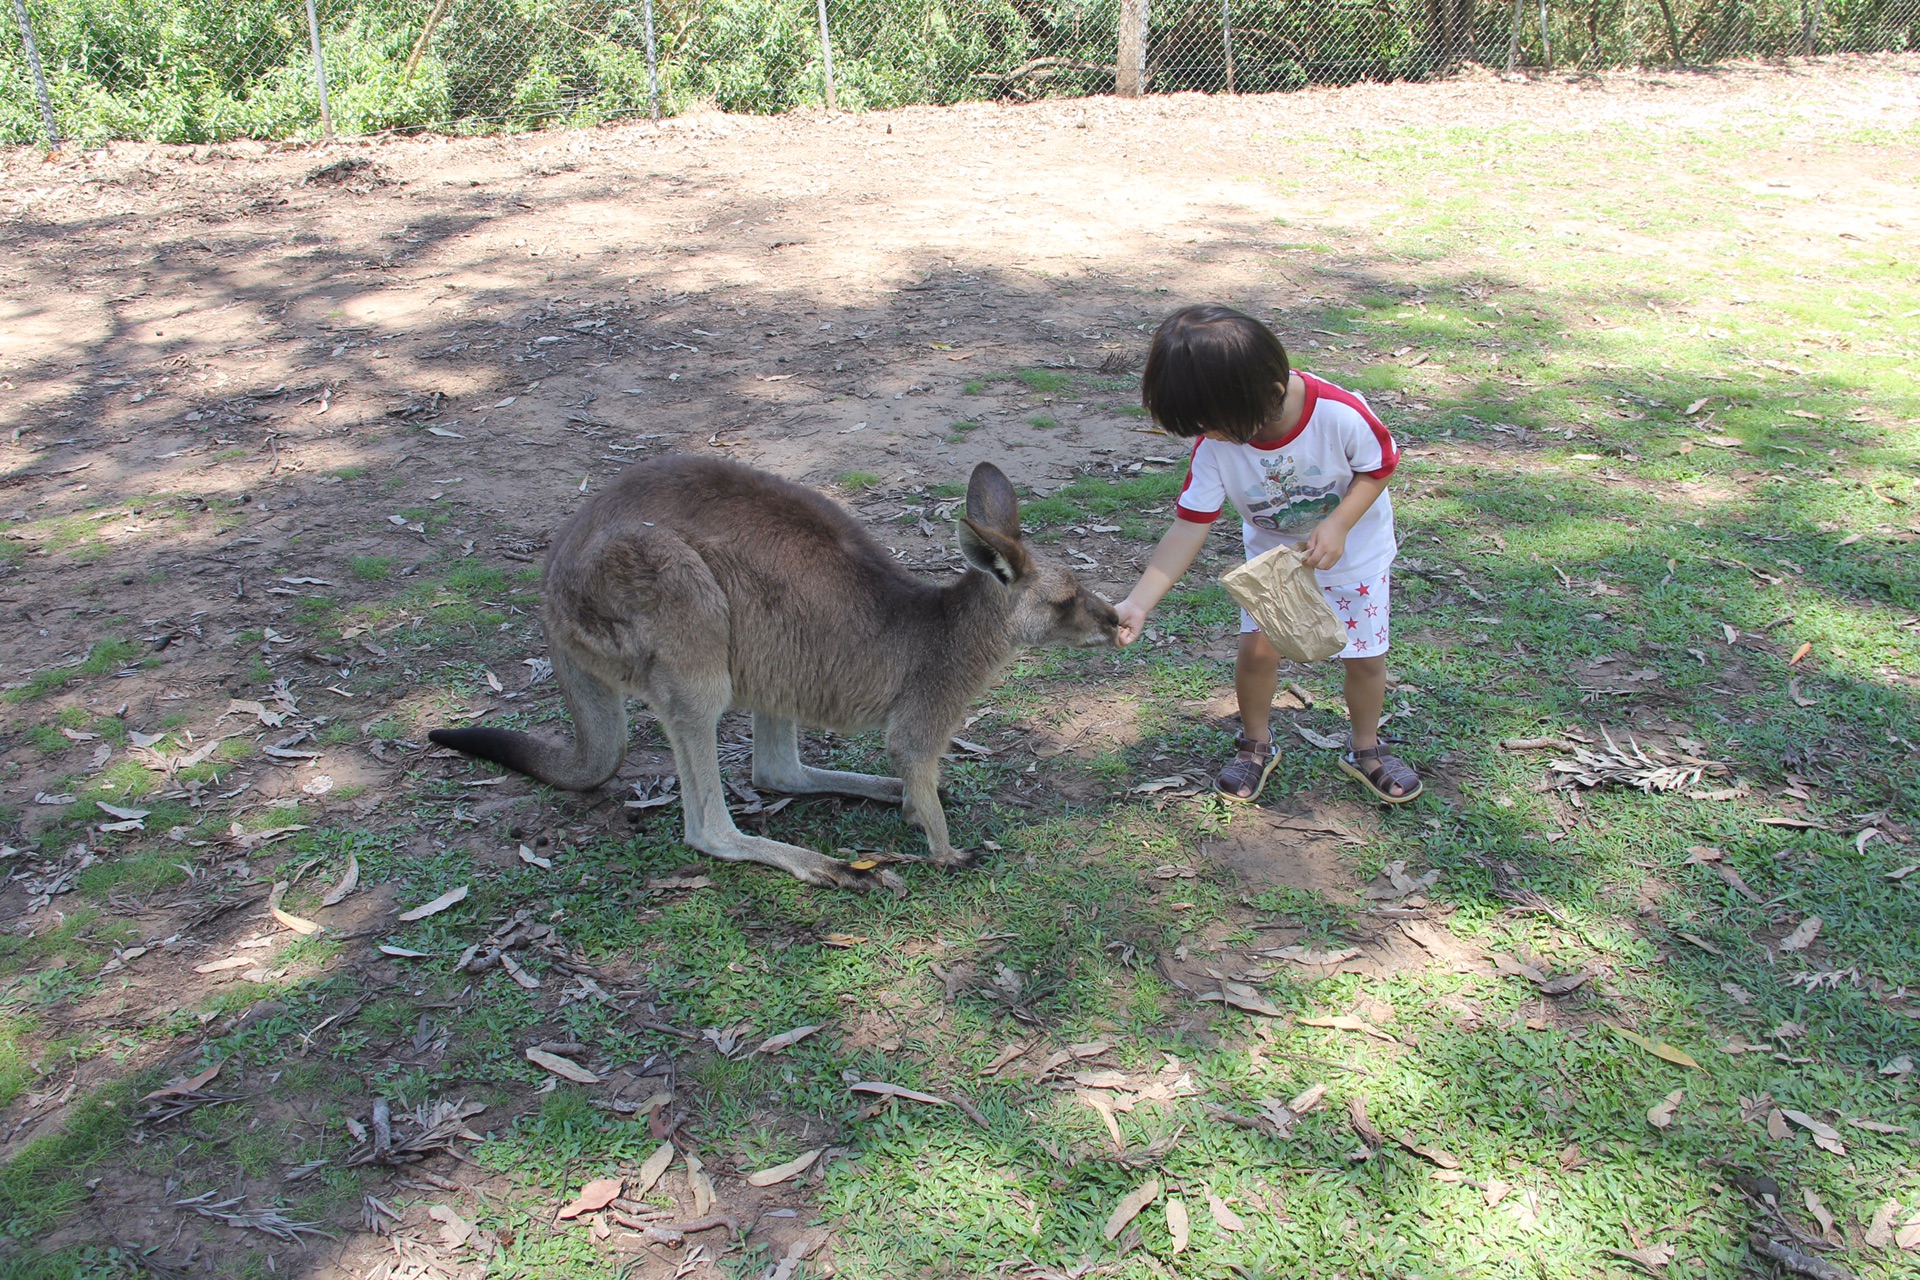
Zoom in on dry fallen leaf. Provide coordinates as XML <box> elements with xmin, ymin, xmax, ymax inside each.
<box><xmin>320</xmin><ymin>853</ymin><xmax>359</xmax><ymax>906</ymax></box>
<box><xmin>686</xmin><ymin>1151</ymin><xmax>714</xmax><ymax>1217</ymax></box>
<box><xmin>1850</xmin><ymin>1118</ymin><xmax>1907</xmax><ymax>1134</ymax></box>
<box><xmin>1648</xmin><ymin>1088</ymin><xmax>1684</xmax><ymax>1129</ymax></box>
<box><xmin>144</xmin><ymin>1061</ymin><xmax>224</xmax><ymax>1100</ymax></box>
<box><xmin>1300</xmin><ymin>1013</ymin><xmax>1368</xmax><ymax>1032</ymax></box>
<box><xmin>1767</xmin><ymin>1108</ymin><xmax>1792</xmax><ymax>1141</ymax></box>
<box><xmin>499</xmin><ymin>953</ymin><xmax>540</xmax><ymax>989</ymax></box>
<box><xmin>430</xmin><ymin>1203</ymin><xmax>474</xmax><ymax>1248</ymax></box>
<box><xmin>1712</xmin><ymin>861</ymin><xmax>1763</xmax><ymax>902</ymax></box>
<box><xmin>757</xmin><ymin>1024</ymin><xmax>824</xmax><ymax>1055</ymax></box>
<box><xmin>1612</xmin><ymin>1026</ymin><xmax>1702</xmax><ymax>1070</ymax></box>
<box><xmin>267</xmin><ymin>881</ymin><xmax>323</xmax><ymax>936</ymax></box>
<box><xmin>747</xmin><ymin>1148</ymin><xmax>822</xmax><ymax>1187</ymax></box>
<box><xmin>1605</xmin><ymin>1243</ymin><xmax>1674</xmax><ymax>1271</ymax></box>
<box><xmin>1206</xmin><ymin>1188</ymin><xmax>1244</xmax><ymax>1232</ymax></box>
<box><xmin>849</xmin><ymin>1081</ymin><xmax>948</xmax><ymax>1107</ymax></box>
<box><xmin>1484</xmin><ymin>1178</ymin><xmax>1511</xmax><ymax>1208</ymax></box>
<box><xmin>1865</xmin><ymin>1200</ymin><xmax>1899</xmax><ymax>1248</ymax></box>
<box><xmin>557</xmin><ymin>1177</ymin><xmax>622</xmax><ymax>1220</ymax></box>
<box><xmin>1780</xmin><ymin>1108</ymin><xmax>1847</xmax><ymax>1154</ymax></box>
<box><xmin>525</xmin><ymin>1048</ymin><xmax>598</xmax><ymax>1085</ymax></box>
<box><xmin>634</xmin><ymin>1141</ymin><xmax>675</xmax><ymax>1195</ymax></box>
<box><xmin>1803</xmin><ymin>1188</ymin><xmax>1835</xmax><ymax>1239</ymax></box>
<box><xmin>1778</xmin><ymin>916</ymin><xmax>1822</xmax><ymax>952</ymax></box>
<box><xmin>1081</xmin><ymin>1092</ymin><xmax>1124</xmax><ymax>1150</ymax></box>
<box><xmin>397</xmin><ymin>885</ymin><xmax>469</xmax><ymax>921</ymax></box>
<box><xmin>1900</xmin><ymin>1209</ymin><xmax>1920</xmax><ymax>1251</ymax></box>
<box><xmin>1165</xmin><ymin>1195</ymin><xmax>1190</xmax><ymax>1253</ymax></box>
<box><xmin>1393</xmin><ymin>1131</ymin><xmax>1462</xmax><ymax>1168</ymax></box>
<box><xmin>1103</xmin><ymin>1178</ymin><xmax>1159</xmax><ymax>1241</ymax></box>
<box><xmin>1200</xmin><ymin>981</ymin><xmax>1283</xmax><ymax>1017</ymax></box>
<box><xmin>1787</xmin><ymin>641</ymin><xmax>1812</xmax><ymax>666</ymax></box>
<box><xmin>1348</xmin><ymin>1095</ymin><xmax>1383</xmax><ymax>1152</ymax></box>
<box><xmin>378</xmin><ymin>944</ymin><xmax>429</xmax><ymax>958</ymax></box>
<box><xmin>193</xmin><ymin>955</ymin><xmax>257</xmax><ymax>973</ymax></box>
<box><xmin>1882</xmin><ymin>1056</ymin><xmax>1914</xmax><ymax>1077</ymax></box>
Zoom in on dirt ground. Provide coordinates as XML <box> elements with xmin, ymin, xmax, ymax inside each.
<box><xmin>7</xmin><ymin>56</ymin><xmax>1920</xmax><ymax>618</ymax></box>
<box><xmin>2</xmin><ymin>54</ymin><xmax>1918</xmax><ymax>1279</ymax></box>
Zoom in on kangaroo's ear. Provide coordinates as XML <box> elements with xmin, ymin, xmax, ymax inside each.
<box><xmin>958</xmin><ymin>518</ymin><xmax>1034</xmax><ymax>586</ymax></box>
<box><xmin>965</xmin><ymin>462</ymin><xmax>1020</xmax><ymax>540</ymax></box>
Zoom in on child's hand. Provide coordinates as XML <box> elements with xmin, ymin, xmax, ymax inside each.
<box><xmin>1302</xmin><ymin>520</ymin><xmax>1349</xmax><ymax>571</ymax></box>
<box><xmin>1115</xmin><ymin>598</ymin><xmax>1148</xmax><ymax>646</ymax></box>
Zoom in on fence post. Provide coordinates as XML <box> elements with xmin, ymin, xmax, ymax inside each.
<box><xmin>642</xmin><ymin>0</ymin><xmax>659</xmax><ymax>119</ymax></box>
<box><xmin>1117</xmin><ymin>0</ymin><xmax>1148</xmax><ymax>96</ymax></box>
<box><xmin>305</xmin><ymin>0</ymin><xmax>334</xmax><ymax>137</ymax></box>
<box><xmin>1507</xmin><ymin>0</ymin><xmax>1523</xmax><ymax>68</ymax></box>
<box><xmin>9</xmin><ymin>0</ymin><xmax>59</xmax><ymax>152</ymax></box>
<box><xmin>1537</xmin><ymin>0</ymin><xmax>1552</xmax><ymax>67</ymax></box>
<box><xmin>1221</xmin><ymin>0</ymin><xmax>1235</xmax><ymax>91</ymax></box>
<box><xmin>815</xmin><ymin>0</ymin><xmax>837</xmax><ymax>110</ymax></box>
<box><xmin>1801</xmin><ymin>0</ymin><xmax>1820</xmax><ymax>52</ymax></box>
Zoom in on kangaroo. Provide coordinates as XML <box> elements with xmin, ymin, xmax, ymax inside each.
<box><xmin>428</xmin><ymin>454</ymin><xmax>1118</xmax><ymax>889</ymax></box>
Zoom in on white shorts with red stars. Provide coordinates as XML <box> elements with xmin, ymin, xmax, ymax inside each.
<box><xmin>1238</xmin><ymin>568</ymin><xmax>1391</xmax><ymax>659</ymax></box>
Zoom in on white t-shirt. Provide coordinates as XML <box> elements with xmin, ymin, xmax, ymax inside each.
<box><xmin>1174</xmin><ymin>372</ymin><xmax>1400</xmax><ymax>585</ymax></box>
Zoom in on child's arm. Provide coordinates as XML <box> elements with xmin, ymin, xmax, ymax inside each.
<box><xmin>1301</xmin><ymin>473</ymin><xmax>1389</xmax><ymax>571</ymax></box>
<box><xmin>1116</xmin><ymin>519</ymin><xmax>1211</xmax><ymax>645</ymax></box>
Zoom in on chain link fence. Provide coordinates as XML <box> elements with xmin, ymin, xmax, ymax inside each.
<box><xmin>7</xmin><ymin>0</ymin><xmax>1919</xmax><ymax>146</ymax></box>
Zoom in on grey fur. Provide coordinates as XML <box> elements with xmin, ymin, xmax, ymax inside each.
<box><xmin>428</xmin><ymin>455</ymin><xmax>1118</xmax><ymax>889</ymax></box>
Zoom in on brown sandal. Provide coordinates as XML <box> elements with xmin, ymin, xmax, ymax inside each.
<box><xmin>1340</xmin><ymin>742</ymin><xmax>1424</xmax><ymax>804</ymax></box>
<box><xmin>1216</xmin><ymin>735</ymin><xmax>1280</xmax><ymax>803</ymax></box>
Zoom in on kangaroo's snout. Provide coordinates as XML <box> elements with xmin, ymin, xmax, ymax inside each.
<box><xmin>1080</xmin><ymin>594</ymin><xmax>1121</xmax><ymax>648</ymax></box>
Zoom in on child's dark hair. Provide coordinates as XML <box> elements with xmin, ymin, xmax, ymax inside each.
<box><xmin>1141</xmin><ymin>305</ymin><xmax>1291</xmax><ymax>442</ymax></box>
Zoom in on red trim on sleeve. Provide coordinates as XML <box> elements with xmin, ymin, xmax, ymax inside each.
<box><xmin>1303</xmin><ymin>373</ymin><xmax>1399</xmax><ymax>479</ymax></box>
<box><xmin>1175</xmin><ymin>437</ymin><xmax>1222</xmax><ymax>523</ymax></box>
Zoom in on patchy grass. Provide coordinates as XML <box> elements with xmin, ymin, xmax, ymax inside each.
<box><xmin>2</xmin><ymin>76</ymin><xmax>1918</xmax><ymax>1280</ymax></box>
<box><xmin>838</xmin><ymin>469</ymin><xmax>882</xmax><ymax>492</ymax></box>
<box><xmin>350</xmin><ymin>554</ymin><xmax>398</xmax><ymax>580</ymax></box>
<box><xmin>1017</xmin><ymin>367</ymin><xmax>1073</xmax><ymax>394</ymax></box>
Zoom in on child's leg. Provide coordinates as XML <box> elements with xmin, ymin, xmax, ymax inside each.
<box><xmin>1235</xmin><ymin>628</ymin><xmax>1282</xmax><ymax>742</ymax></box>
<box><xmin>1216</xmin><ymin>626</ymin><xmax>1282</xmax><ymax>802</ymax></box>
<box><xmin>1327</xmin><ymin>572</ymin><xmax>1422</xmax><ymax>803</ymax></box>
<box><xmin>1343</xmin><ymin>654</ymin><xmax>1387</xmax><ymax>751</ymax></box>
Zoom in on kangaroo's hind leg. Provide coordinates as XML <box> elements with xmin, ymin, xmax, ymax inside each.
<box><xmin>750</xmin><ymin>714</ymin><xmax>904</xmax><ymax>805</ymax></box>
<box><xmin>657</xmin><ymin>694</ymin><xmax>890</xmax><ymax>889</ymax></box>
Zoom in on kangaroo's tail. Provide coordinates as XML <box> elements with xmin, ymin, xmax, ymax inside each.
<box><xmin>427</xmin><ymin>653</ymin><xmax>627</xmax><ymax>791</ymax></box>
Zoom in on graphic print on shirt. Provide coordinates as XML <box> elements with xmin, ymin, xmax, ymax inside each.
<box><xmin>1240</xmin><ymin>452</ymin><xmax>1342</xmax><ymax>537</ymax></box>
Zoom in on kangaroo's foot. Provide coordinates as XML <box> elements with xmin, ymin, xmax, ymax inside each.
<box><xmin>689</xmin><ymin>829</ymin><xmax>906</xmax><ymax>893</ymax></box>
<box><xmin>753</xmin><ymin>764</ymin><xmax>905</xmax><ymax>805</ymax></box>
<box><xmin>750</xmin><ymin>713</ymin><xmax>904</xmax><ymax>804</ymax></box>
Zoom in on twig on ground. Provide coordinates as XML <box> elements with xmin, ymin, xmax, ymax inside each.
<box><xmin>1748</xmin><ymin>1234</ymin><xmax>1859</xmax><ymax>1280</ymax></box>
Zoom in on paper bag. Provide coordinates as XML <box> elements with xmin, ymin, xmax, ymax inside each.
<box><xmin>1219</xmin><ymin>544</ymin><xmax>1347</xmax><ymax>662</ymax></box>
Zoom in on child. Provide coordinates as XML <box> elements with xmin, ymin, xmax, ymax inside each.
<box><xmin>1115</xmin><ymin>304</ymin><xmax>1422</xmax><ymax>805</ymax></box>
